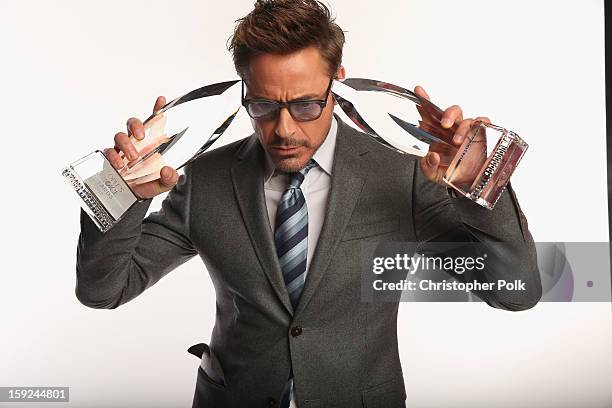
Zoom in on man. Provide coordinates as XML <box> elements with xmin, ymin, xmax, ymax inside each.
<box><xmin>75</xmin><ymin>1</ymin><xmax>542</xmax><ymax>407</ymax></box>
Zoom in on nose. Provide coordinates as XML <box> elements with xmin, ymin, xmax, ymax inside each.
<box><xmin>274</xmin><ymin>106</ymin><xmax>297</xmax><ymax>139</ymax></box>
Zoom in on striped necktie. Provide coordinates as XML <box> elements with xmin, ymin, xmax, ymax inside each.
<box><xmin>274</xmin><ymin>159</ymin><xmax>317</xmax><ymax>310</ymax></box>
<box><xmin>275</xmin><ymin>160</ymin><xmax>317</xmax><ymax>408</ymax></box>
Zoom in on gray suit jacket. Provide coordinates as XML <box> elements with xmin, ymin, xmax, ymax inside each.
<box><xmin>75</xmin><ymin>116</ymin><xmax>541</xmax><ymax>408</ymax></box>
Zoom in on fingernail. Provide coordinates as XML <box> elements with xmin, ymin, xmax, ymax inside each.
<box><xmin>161</xmin><ymin>167</ymin><xmax>172</xmax><ymax>179</ymax></box>
<box><xmin>442</xmin><ymin>118</ymin><xmax>452</xmax><ymax>128</ymax></box>
<box><xmin>453</xmin><ymin>134</ymin><xmax>462</xmax><ymax>143</ymax></box>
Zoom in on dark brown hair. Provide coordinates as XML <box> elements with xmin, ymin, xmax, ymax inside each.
<box><xmin>228</xmin><ymin>0</ymin><xmax>345</xmax><ymax>79</ymax></box>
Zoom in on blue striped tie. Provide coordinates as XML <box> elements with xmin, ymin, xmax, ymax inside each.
<box><xmin>274</xmin><ymin>159</ymin><xmax>317</xmax><ymax>310</ymax></box>
<box><xmin>275</xmin><ymin>159</ymin><xmax>317</xmax><ymax>408</ymax></box>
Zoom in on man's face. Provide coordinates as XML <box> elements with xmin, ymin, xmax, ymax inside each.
<box><xmin>245</xmin><ymin>46</ymin><xmax>343</xmax><ymax>172</ymax></box>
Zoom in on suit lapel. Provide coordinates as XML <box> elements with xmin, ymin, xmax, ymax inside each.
<box><xmin>231</xmin><ymin>136</ymin><xmax>294</xmax><ymax>317</ymax></box>
<box><xmin>294</xmin><ymin>118</ymin><xmax>367</xmax><ymax>317</ymax></box>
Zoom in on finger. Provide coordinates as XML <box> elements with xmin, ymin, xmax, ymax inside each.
<box><xmin>114</xmin><ymin>131</ymin><xmax>139</xmax><ymax>161</ymax></box>
<box><xmin>414</xmin><ymin>85</ymin><xmax>430</xmax><ymax>101</ymax></box>
<box><xmin>441</xmin><ymin>105</ymin><xmax>463</xmax><ymax>129</ymax></box>
<box><xmin>103</xmin><ymin>147</ymin><xmax>124</xmax><ymax>169</ymax></box>
<box><xmin>131</xmin><ymin>167</ymin><xmax>179</xmax><ymax>199</ymax></box>
<box><xmin>154</xmin><ymin>96</ymin><xmax>166</xmax><ymax>113</ymax></box>
<box><xmin>453</xmin><ymin>116</ymin><xmax>492</xmax><ymax>144</ymax></box>
<box><xmin>126</xmin><ymin>117</ymin><xmax>145</xmax><ymax>140</ymax></box>
<box><xmin>474</xmin><ymin>116</ymin><xmax>491</xmax><ymax>125</ymax></box>
<box><xmin>453</xmin><ymin>119</ymin><xmax>474</xmax><ymax>145</ymax></box>
<box><xmin>419</xmin><ymin>152</ymin><xmax>443</xmax><ymax>184</ymax></box>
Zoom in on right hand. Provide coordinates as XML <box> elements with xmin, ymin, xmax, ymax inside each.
<box><xmin>104</xmin><ymin>96</ymin><xmax>179</xmax><ymax>199</ymax></box>
<box><xmin>414</xmin><ymin>86</ymin><xmax>490</xmax><ymax>186</ymax></box>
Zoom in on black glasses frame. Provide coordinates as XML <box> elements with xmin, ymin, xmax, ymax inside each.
<box><xmin>241</xmin><ymin>77</ymin><xmax>334</xmax><ymax>122</ymax></box>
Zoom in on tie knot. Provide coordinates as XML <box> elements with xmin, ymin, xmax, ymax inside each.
<box><xmin>287</xmin><ymin>159</ymin><xmax>317</xmax><ymax>189</ymax></box>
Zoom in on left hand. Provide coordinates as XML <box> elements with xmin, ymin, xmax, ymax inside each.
<box><xmin>414</xmin><ymin>85</ymin><xmax>491</xmax><ymax>185</ymax></box>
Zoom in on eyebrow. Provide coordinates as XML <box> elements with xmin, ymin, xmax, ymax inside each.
<box><xmin>292</xmin><ymin>93</ymin><xmax>323</xmax><ymax>101</ymax></box>
<box><xmin>244</xmin><ymin>78</ymin><xmax>332</xmax><ymax>101</ymax></box>
<box><xmin>249</xmin><ymin>92</ymin><xmax>324</xmax><ymax>101</ymax></box>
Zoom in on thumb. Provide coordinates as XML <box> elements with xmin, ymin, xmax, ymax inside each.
<box><xmin>420</xmin><ymin>152</ymin><xmax>442</xmax><ymax>183</ymax></box>
<box><xmin>425</xmin><ymin>152</ymin><xmax>439</xmax><ymax>168</ymax></box>
<box><xmin>160</xmin><ymin>166</ymin><xmax>179</xmax><ymax>188</ymax></box>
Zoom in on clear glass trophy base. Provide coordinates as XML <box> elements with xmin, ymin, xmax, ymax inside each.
<box><xmin>443</xmin><ymin>122</ymin><xmax>527</xmax><ymax>209</ymax></box>
<box><xmin>62</xmin><ymin>151</ymin><xmax>138</xmax><ymax>233</ymax></box>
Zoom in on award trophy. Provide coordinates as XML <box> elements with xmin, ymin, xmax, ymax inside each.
<box><xmin>330</xmin><ymin>79</ymin><xmax>528</xmax><ymax>209</ymax></box>
<box><xmin>63</xmin><ymin>76</ymin><xmax>526</xmax><ymax>233</ymax></box>
<box><xmin>62</xmin><ymin>80</ymin><xmax>242</xmax><ymax>233</ymax></box>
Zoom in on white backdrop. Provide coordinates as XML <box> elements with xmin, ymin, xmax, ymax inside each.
<box><xmin>1</xmin><ymin>0</ymin><xmax>610</xmax><ymax>407</ymax></box>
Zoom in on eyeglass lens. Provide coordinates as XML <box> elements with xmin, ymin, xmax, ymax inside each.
<box><xmin>246</xmin><ymin>101</ymin><xmax>323</xmax><ymax>121</ymax></box>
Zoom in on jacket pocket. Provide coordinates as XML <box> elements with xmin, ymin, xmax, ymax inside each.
<box><xmin>198</xmin><ymin>366</ymin><xmax>225</xmax><ymax>390</ymax></box>
<box><xmin>361</xmin><ymin>378</ymin><xmax>406</xmax><ymax>408</ymax></box>
<box><xmin>341</xmin><ymin>216</ymin><xmax>400</xmax><ymax>242</ymax></box>
<box><xmin>189</xmin><ymin>342</ymin><xmax>226</xmax><ymax>389</ymax></box>
<box><xmin>192</xmin><ymin>366</ymin><xmax>227</xmax><ymax>408</ymax></box>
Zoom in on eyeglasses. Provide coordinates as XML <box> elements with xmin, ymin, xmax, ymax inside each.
<box><xmin>241</xmin><ymin>78</ymin><xmax>334</xmax><ymax>122</ymax></box>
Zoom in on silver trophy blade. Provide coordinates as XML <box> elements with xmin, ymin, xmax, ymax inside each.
<box><xmin>341</xmin><ymin>78</ymin><xmax>422</xmax><ymax>105</ymax></box>
<box><xmin>177</xmin><ymin>108</ymin><xmax>240</xmax><ymax>170</ymax></box>
<box><xmin>388</xmin><ymin>113</ymin><xmax>453</xmax><ymax>147</ymax></box>
<box><xmin>332</xmin><ymin>85</ymin><xmax>406</xmax><ymax>155</ymax></box>
<box><xmin>143</xmin><ymin>80</ymin><xmax>240</xmax><ymax>124</ymax></box>
<box><xmin>121</xmin><ymin>126</ymin><xmax>190</xmax><ymax>173</ymax></box>
<box><xmin>158</xmin><ymin>126</ymin><xmax>189</xmax><ymax>155</ymax></box>
<box><xmin>132</xmin><ymin>80</ymin><xmax>241</xmax><ymax>172</ymax></box>
<box><xmin>332</xmin><ymin>78</ymin><xmax>452</xmax><ymax>155</ymax></box>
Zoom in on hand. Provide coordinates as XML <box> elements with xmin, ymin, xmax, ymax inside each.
<box><xmin>103</xmin><ymin>96</ymin><xmax>179</xmax><ymax>199</ymax></box>
<box><xmin>414</xmin><ymin>86</ymin><xmax>491</xmax><ymax>185</ymax></box>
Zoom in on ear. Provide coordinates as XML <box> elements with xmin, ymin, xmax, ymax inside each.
<box><xmin>332</xmin><ymin>65</ymin><xmax>346</xmax><ymax>106</ymax></box>
<box><xmin>335</xmin><ymin>65</ymin><xmax>346</xmax><ymax>80</ymax></box>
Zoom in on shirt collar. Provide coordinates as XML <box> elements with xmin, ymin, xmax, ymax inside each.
<box><xmin>261</xmin><ymin>115</ymin><xmax>337</xmax><ymax>183</ymax></box>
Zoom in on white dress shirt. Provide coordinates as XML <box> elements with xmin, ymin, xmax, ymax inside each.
<box><xmin>261</xmin><ymin>116</ymin><xmax>337</xmax><ymax>407</ymax></box>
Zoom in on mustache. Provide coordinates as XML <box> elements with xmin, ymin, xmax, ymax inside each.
<box><xmin>270</xmin><ymin>136</ymin><xmax>311</xmax><ymax>148</ymax></box>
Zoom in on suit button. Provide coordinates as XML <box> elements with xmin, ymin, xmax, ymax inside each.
<box><xmin>266</xmin><ymin>397</ymin><xmax>276</xmax><ymax>407</ymax></box>
<box><xmin>290</xmin><ymin>326</ymin><xmax>303</xmax><ymax>337</ymax></box>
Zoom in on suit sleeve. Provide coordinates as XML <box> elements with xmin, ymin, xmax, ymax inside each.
<box><xmin>75</xmin><ymin>164</ymin><xmax>198</xmax><ymax>309</ymax></box>
<box><xmin>411</xmin><ymin>160</ymin><xmax>542</xmax><ymax>311</ymax></box>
